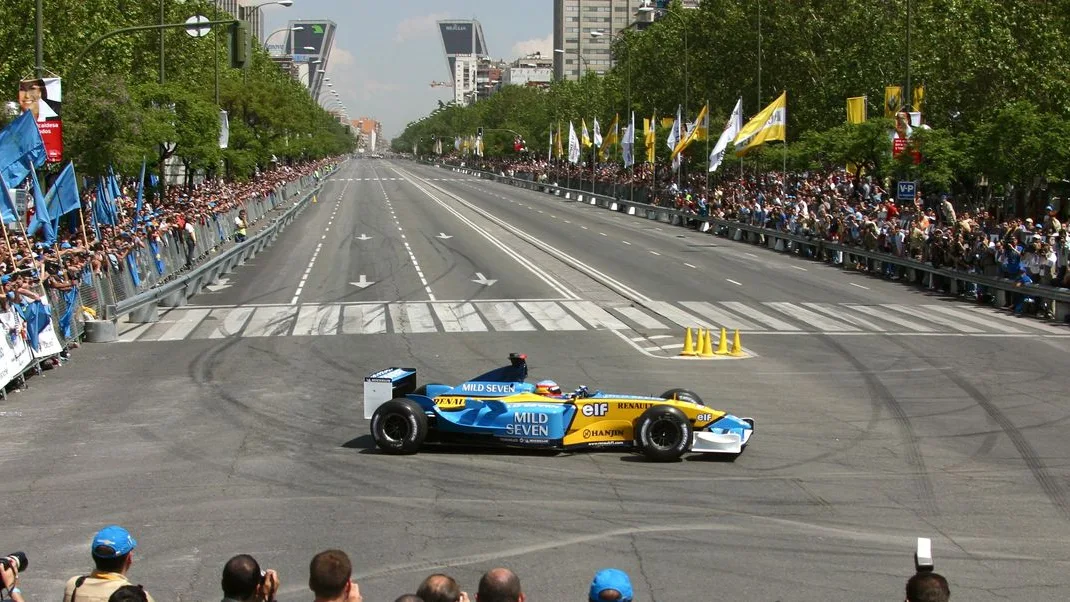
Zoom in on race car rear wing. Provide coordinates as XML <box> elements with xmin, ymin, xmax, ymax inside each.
<box><xmin>364</xmin><ymin>367</ymin><xmax>417</xmax><ymax>419</ymax></box>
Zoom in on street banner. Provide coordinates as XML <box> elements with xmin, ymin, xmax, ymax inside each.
<box><xmin>734</xmin><ymin>91</ymin><xmax>787</xmax><ymax>156</ymax></box>
<box><xmin>884</xmin><ymin>85</ymin><xmax>903</xmax><ymax>117</ymax></box>
<box><xmin>18</xmin><ymin>77</ymin><xmax>62</xmax><ymax>162</ymax></box>
<box><xmin>709</xmin><ymin>98</ymin><xmax>742</xmax><ymax>173</ymax></box>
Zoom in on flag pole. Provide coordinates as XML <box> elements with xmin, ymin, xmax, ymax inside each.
<box><xmin>77</xmin><ymin>205</ymin><xmax>91</xmax><ymax>248</ymax></box>
<box><xmin>705</xmin><ymin>98</ymin><xmax>710</xmax><ymax>199</ymax></box>
<box><xmin>0</xmin><ymin>219</ymin><xmax>17</xmax><ymax>269</ymax></box>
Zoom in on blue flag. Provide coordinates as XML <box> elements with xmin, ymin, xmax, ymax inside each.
<box><xmin>0</xmin><ymin>111</ymin><xmax>46</xmax><ymax>186</ymax></box>
<box><xmin>135</xmin><ymin>158</ymin><xmax>146</xmax><ymax>219</ymax></box>
<box><xmin>125</xmin><ymin>253</ymin><xmax>141</xmax><ymax>288</ymax></box>
<box><xmin>59</xmin><ymin>287</ymin><xmax>78</xmax><ymax>338</ymax></box>
<box><xmin>0</xmin><ymin>171</ymin><xmax>18</xmax><ymax>224</ymax></box>
<box><xmin>148</xmin><ymin>239</ymin><xmax>166</xmax><ymax>274</ymax></box>
<box><xmin>44</xmin><ymin>161</ymin><xmax>80</xmax><ymax>221</ymax></box>
<box><xmin>26</xmin><ymin>163</ymin><xmax>56</xmax><ymax>245</ymax></box>
<box><xmin>15</xmin><ymin>299</ymin><xmax>51</xmax><ymax>351</ymax></box>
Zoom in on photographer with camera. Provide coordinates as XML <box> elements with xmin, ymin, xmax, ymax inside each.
<box><xmin>222</xmin><ymin>554</ymin><xmax>279</xmax><ymax>602</ymax></box>
<box><xmin>63</xmin><ymin>525</ymin><xmax>155</xmax><ymax>602</ymax></box>
<box><xmin>1</xmin><ymin>552</ymin><xmax>26</xmax><ymax>602</ymax></box>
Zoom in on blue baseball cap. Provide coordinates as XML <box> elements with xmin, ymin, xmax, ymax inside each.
<box><xmin>91</xmin><ymin>525</ymin><xmax>138</xmax><ymax>558</ymax></box>
<box><xmin>590</xmin><ymin>568</ymin><xmax>633</xmax><ymax>602</ymax></box>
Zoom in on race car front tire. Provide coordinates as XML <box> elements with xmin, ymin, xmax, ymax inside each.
<box><xmin>371</xmin><ymin>398</ymin><xmax>429</xmax><ymax>455</ymax></box>
<box><xmin>635</xmin><ymin>405</ymin><xmax>694</xmax><ymax>462</ymax></box>
<box><xmin>659</xmin><ymin>388</ymin><xmax>704</xmax><ymax>406</ymax></box>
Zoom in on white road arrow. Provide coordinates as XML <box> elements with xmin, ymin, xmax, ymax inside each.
<box><xmin>472</xmin><ymin>272</ymin><xmax>497</xmax><ymax>286</ymax></box>
<box><xmin>205</xmin><ymin>278</ymin><xmax>232</xmax><ymax>292</ymax></box>
<box><xmin>356</xmin><ymin>233</ymin><xmax>373</xmax><ymax>241</ymax></box>
<box><xmin>436</xmin><ymin>232</ymin><xmax>453</xmax><ymax>239</ymax></box>
<box><xmin>350</xmin><ymin>275</ymin><xmax>375</xmax><ymax>289</ymax></box>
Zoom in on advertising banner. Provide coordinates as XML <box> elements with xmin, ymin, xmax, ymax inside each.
<box><xmin>289</xmin><ymin>22</ymin><xmax>330</xmax><ymax>61</ymax></box>
<box><xmin>0</xmin><ymin>307</ymin><xmax>34</xmax><ymax>387</ymax></box>
<box><xmin>439</xmin><ymin>22</ymin><xmax>475</xmax><ymax>55</ymax></box>
<box><xmin>18</xmin><ymin>77</ymin><xmax>62</xmax><ymax>163</ymax></box>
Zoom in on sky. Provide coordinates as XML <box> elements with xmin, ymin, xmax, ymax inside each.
<box><xmin>260</xmin><ymin>0</ymin><xmax>553</xmax><ymax>139</ymax></box>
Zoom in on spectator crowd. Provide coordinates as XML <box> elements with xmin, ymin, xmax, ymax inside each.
<box><xmin>0</xmin><ymin>524</ymin><xmax>952</xmax><ymax>601</ymax></box>
<box><xmin>455</xmin><ymin>155</ymin><xmax>1070</xmax><ymax>316</ymax></box>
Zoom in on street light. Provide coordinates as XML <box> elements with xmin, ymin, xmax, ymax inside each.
<box><xmin>553</xmin><ymin>48</ymin><xmax>588</xmax><ymax>81</ymax></box>
<box><xmin>247</xmin><ymin>0</ymin><xmax>294</xmax><ymax>43</ymax></box>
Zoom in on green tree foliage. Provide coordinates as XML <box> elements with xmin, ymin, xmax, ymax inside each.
<box><xmin>397</xmin><ymin>0</ymin><xmax>1070</xmax><ymax>198</ymax></box>
<box><xmin>0</xmin><ymin>0</ymin><xmax>354</xmax><ymax>185</ymax></box>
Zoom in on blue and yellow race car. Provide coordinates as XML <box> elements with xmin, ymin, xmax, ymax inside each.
<box><xmin>363</xmin><ymin>353</ymin><xmax>753</xmax><ymax>462</ymax></box>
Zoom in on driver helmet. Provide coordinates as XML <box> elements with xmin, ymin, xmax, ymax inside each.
<box><xmin>535</xmin><ymin>380</ymin><xmax>561</xmax><ymax>396</ymax></box>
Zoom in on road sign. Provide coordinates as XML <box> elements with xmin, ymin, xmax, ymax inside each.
<box><xmin>897</xmin><ymin>181</ymin><xmax>916</xmax><ymax>201</ymax></box>
<box><xmin>185</xmin><ymin>15</ymin><xmax>211</xmax><ymax>38</ymax></box>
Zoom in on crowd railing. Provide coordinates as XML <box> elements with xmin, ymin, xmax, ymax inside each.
<box><xmin>435</xmin><ymin>161</ymin><xmax>1070</xmax><ymax>324</ymax></box>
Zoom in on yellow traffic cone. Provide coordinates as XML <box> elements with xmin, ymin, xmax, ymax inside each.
<box><xmin>714</xmin><ymin>327</ymin><xmax>729</xmax><ymax>355</ymax></box>
<box><xmin>699</xmin><ymin>328</ymin><xmax>715</xmax><ymax>357</ymax></box>
<box><xmin>730</xmin><ymin>329</ymin><xmax>745</xmax><ymax>356</ymax></box>
<box><xmin>679</xmin><ymin>327</ymin><xmax>696</xmax><ymax>356</ymax></box>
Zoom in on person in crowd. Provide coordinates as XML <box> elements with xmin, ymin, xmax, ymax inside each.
<box><xmin>417</xmin><ymin>573</ymin><xmax>469</xmax><ymax>602</ymax></box>
<box><xmin>905</xmin><ymin>572</ymin><xmax>950</xmax><ymax>601</ymax></box>
<box><xmin>108</xmin><ymin>585</ymin><xmax>150</xmax><ymax>602</ymax></box>
<box><xmin>394</xmin><ymin>596</ymin><xmax>424</xmax><ymax>602</ymax></box>
<box><xmin>309</xmin><ymin>549</ymin><xmax>362</xmax><ymax>602</ymax></box>
<box><xmin>1</xmin><ymin>553</ymin><xmax>26</xmax><ymax>602</ymax></box>
<box><xmin>234</xmin><ymin>209</ymin><xmax>248</xmax><ymax>243</ymax></box>
<box><xmin>221</xmin><ymin>554</ymin><xmax>279</xmax><ymax>602</ymax></box>
<box><xmin>589</xmin><ymin>568</ymin><xmax>633</xmax><ymax>602</ymax></box>
<box><xmin>63</xmin><ymin>525</ymin><xmax>156</xmax><ymax>602</ymax></box>
<box><xmin>476</xmin><ymin>568</ymin><xmax>525</xmax><ymax>602</ymax></box>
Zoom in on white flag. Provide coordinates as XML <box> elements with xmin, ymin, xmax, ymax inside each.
<box><xmin>709</xmin><ymin>97</ymin><xmax>743</xmax><ymax>173</ymax></box>
<box><xmin>567</xmin><ymin>120</ymin><xmax>580</xmax><ymax>164</ymax></box>
<box><xmin>218</xmin><ymin>110</ymin><xmax>230</xmax><ymax>149</ymax></box>
<box><xmin>548</xmin><ymin>129</ymin><xmax>553</xmax><ymax>161</ymax></box>
<box><xmin>621</xmin><ymin>112</ymin><xmax>636</xmax><ymax>168</ymax></box>
<box><xmin>593</xmin><ymin>118</ymin><xmax>603</xmax><ymax>148</ymax></box>
<box><xmin>666</xmin><ymin>105</ymin><xmax>682</xmax><ymax>151</ymax></box>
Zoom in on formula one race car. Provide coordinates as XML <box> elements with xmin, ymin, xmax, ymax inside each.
<box><xmin>362</xmin><ymin>353</ymin><xmax>753</xmax><ymax>462</ymax></box>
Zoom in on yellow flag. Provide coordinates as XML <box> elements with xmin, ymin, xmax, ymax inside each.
<box><xmin>554</xmin><ymin>122</ymin><xmax>563</xmax><ymax>159</ymax></box>
<box><xmin>734</xmin><ymin>91</ymin><xmax>786</xmax><ymax>156</ymax></box>
<box><xmin>672</xmin><ymin>103</ymin><xmax>709</xmax><ymax>159</ymax></box>
<box><xmin>660</xmin><ymin>117</ymin><xmax>675</xmax><ymax>130</ymax></box>
<box><xmin>846</xmin><ymin>96</ymin><xmax>866</xmax><ymax>124</ymax></box>
<box><xmin>600</xmin><ymin>113</ymin><xmax>619</xmax><ymax>158</ymax></box>
<box><xmin>644</xmin><ymin>115</ymin><xmax>656</xmax><ymax>163</ymax></box>
<box><xmin>581</xmin><ymin>119</ymin><xmax>592</xmax><ymax>148</ymax></box>
<box><xmin>884</xmin><ymin>86</ymin><xmax>903</xmax><ymax>117</ymax></box>
<box><xmin>913</xmin><ymin>85</ymin><xmax>925</xmax><ymax>114</ymax></box>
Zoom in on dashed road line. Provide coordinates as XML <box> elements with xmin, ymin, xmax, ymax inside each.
<box><xmin>726</xmin><ymin>279</ymin><xmax>743</xmax><ymax>286</ymax></box>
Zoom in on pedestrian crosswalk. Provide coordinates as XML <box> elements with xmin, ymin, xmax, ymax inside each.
<box><xmin>117</xmin><ymin>300</ymin><xmax>1069</xmax><ymax>343</ymax></box>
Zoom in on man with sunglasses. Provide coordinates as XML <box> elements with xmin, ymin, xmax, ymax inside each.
<box><xmin>221</xmin><ymin>554</ymin><xmax>280</xmax><ymax>602</ymax></box>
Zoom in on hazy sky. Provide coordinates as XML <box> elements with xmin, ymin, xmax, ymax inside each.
<box><xmin>261</xmin><ymin>1</ymin><xmax>552</xmax><ymax>138</ymax></box>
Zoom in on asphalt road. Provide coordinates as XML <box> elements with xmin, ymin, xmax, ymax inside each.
<box><xmin>2</xmin><ymin>157</ymin><xmax>1069</xmax><ymax>601</ymax></box>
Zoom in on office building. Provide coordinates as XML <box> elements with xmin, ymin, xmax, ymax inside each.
<box><xmin>503</xmin><ymin>53</ymin><xmax>553</xmax><ymax>88</ymax></box>
<box><xmin>283</xmin><ymin>21</ymin><xmax>337</xmax><ymax>100</ymax></box>
<box><xmin>553</xmin><ymin>0</ymin><xmax>701</xmax><ymax>80</ymax></box>
<box><xmin>437</xmin><ymin>19</ymin><xmax>489</xmax><ymax>105</ymax></box>
<box><xmin>218</xmin><ymin>0</ymin><xmax>267</xmax><ymax>43</ymax></box>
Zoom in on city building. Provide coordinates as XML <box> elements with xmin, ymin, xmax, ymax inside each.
<box><xmin>352</xmin><ymin>117</ymin><xmax>383</xmax><ymax>152</ymax></box>
<box><xmin>437</xmin><ymin>19</ymin><xmax>489</xmax><ymax>106</ymax></box>
<box><xmin>476</xmin><ymin>58</ymin><xmax>509</xmax><ymax>101</ymax></box>
<box><xmin>553</xmin><ymin>0</ymin><xmax>700</xmax><ymax>80</ymax></box>
<box><xmin>218</xmin><ymin>0</ymin><xmax>267</xmax><ymax>43</ymax></box>
<box><xmin>503</xmin><ymin>53</ymin><xmax>554</xmax><ymax>88</ymax></box>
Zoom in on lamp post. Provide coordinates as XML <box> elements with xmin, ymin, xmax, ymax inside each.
<box><xmin>246</xmin><ymin>0</ymin><xmax>294</xmax><ymax>43</ymax></box>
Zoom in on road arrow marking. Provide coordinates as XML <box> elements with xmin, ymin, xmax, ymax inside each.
<box><xmin>205</xmin><ymin>278</ymin><xmax>232</xmax><ymax>292</ymax></box>
<box><xmin>472</xmin><ymin>272</ymin><xmax>497</xmax><ymax>286</ymax></box>
<box><xmin>356</xmin><ymin>233</ymin><xmax>373</xmax><ymax>241</ymax></box>
<box><xmin>350</xmin><ymin>275</ymin><xmax>375</xmax><ymax>289</ymax></box>
<box><xmin>436</xmin><ymin>232</ymin><xmax>453</xmax><ymax>239</ymax></box>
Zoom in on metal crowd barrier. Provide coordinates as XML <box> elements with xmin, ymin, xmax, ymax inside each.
<box><xmin>437</xmin><ymin>162</ymin><xmax>1070</xmax><ymax>323</ymax></box>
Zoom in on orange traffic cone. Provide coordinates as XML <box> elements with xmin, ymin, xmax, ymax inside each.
<box><xmin>679</xmin><ymin>327</ymin><xmax>697</xmax><ymax>356</ymax></box>
<box><xmin>730</xmin><ymin>329</ymin><xmax>745</xmax><ymax>357</ymax></box>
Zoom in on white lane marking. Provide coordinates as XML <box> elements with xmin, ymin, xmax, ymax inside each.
<box><xmin>644</xmin><ymin>301</ymin><xmax>717</xmax><ymax>329</ymax></box>
<box><xmin>600</xmin><ymin>232</ymin><xmax>608</xmax><ymax>236</ymax></box>
<box><xmin>291</xmin><ymin>180</ymin><xmax>349</xmax><ymax>305</ymax></box>
<box><xmin>719</xmin><ymin>301</ymin><xmax>801</xmax><ymax>331</ymax></box>
<box><xmin>849</xmin><ymin>282</ymin><xmax>869</xmax><ymax>290</ymax></box>
<box><xmin>622</xmin><ymin>241</ymin><xmax>632</xmax><ymax>245</ymax></box>
<box><xmin>745</xmin><ymin>252</ymin><xmax>758</xmax><ymax>258</ymax></box>
<box><xmin>431</xmin><ymin>302</ymin><xmax>488</xmax><ymax>332</ymax></box>
<box><xmin>476</xmin><ymin>302</ymin><xmax>537</xmax><ymax>331</ymax></box>
<box><xmin>880</xmin><ymin>304</ymin><xmax>983</xmax><ymax>333</ymax></box>
<box><xmin>581</xmin><ymin>226</ymin><xmax>589</xmax><ymax>230</ymax></box>
<box><xmin>565</xmin><ymin>300</ymin><xmax>628</xmax><ymax>330</ymax></box>
<box><xmin>764</xmin><ymin>302</ymin><xmax>860</xmax><ymax>332</ymax></box>
<box><xmin>963</xmin><ymin>306</ymin><xmax>1069</xmax><ymax>334</ymax></box>
<box><xmin>684</xmin><ymin>262</ymin><xmax>698</xmax><ymax>269</ymax></box>
<box><xmin>726</xmin><ymin>278</ymin><xmax>743</xmax><ymax>286</ymax></box>
<box><xmin>341</xmin><ymin>304</ymin><xmax>387</xmax><ymax>334</ymax></box>
<box><xmin>792</xmin><ymin>266</ymin><xmax>808</xmax><ymax>271</ymax></box>
<box><xmin>375</xmin><ymin>176</ymin><xmax>436</xmax><ymax>301</ymax></box>
<box><xmin>843</xmin><ymin>304</ymin><xmax>935</xmax><ymax>332</ymax></box>
<box><xmin>156</xmin><ymin>308</ymin><xmax>211</xmax><ymax>341</ymax></box>
<box><xmin>801</xmin><ymin>303</ymin><xmax>884</xmax><ymax>331</ymax></box>
<box><xmin>206</xmin><ymin>307</ymin><xmax>255</xmax><ymax>339</ymax></box>
<box><xmin>649</xmin><ymin>250</ymin><xmax>661</xmax><ymax>256</ymax></box>
<box><xmin>388</xmin><ymin>169</ymin><xmax>577</xmax><ymax>300</ymax></box>
<box><xmin>244</xmin><ymin>306</ymin><xmax>299</xmax><ymax>337</ymax></box>
<box><xmin>616</xmin><ymin>306</ymin><xmax>671</xmax><ymax>330</ymax></box>
<box><xmin>680</xmin><ymin>302</ymin><xmax>762</xmax><ymax>331</ymax></box>
<box><xmin>389</xmin><ymin>303</ymin><xmax>436</xmax><ymax>333</ymax></box>
<box><xmin>293</xmin><ymin>304</ymin><xmax>341</xmax><ymax>336</ymax></box>
<box><xmin>519</xmin><ymin>301</ymin><xmax>586</xmax><ymax>330</ymax></box>
<box><xmin>646</xmin><ymin>334</ymin><xmax>674</xmax><ymax>340</ymax></box>
<box><xmin>919</xmin><ymin>304</ymin><xmax>1024</xmax><ymax>334</ymax></box>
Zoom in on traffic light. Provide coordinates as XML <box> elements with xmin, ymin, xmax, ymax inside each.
<box><xmin>230</xmin><ymin>21</ymin><xmax>250</xmax><ymax>69</ymax></box>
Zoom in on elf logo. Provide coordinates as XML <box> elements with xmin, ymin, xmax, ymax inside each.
<box><xmin>580</xmin><ymin>403</ymin><xmax>608</xmax><ymax>417</ymax></box>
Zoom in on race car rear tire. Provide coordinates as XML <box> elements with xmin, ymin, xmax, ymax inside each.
<box><xmin>413</xmin><ymin>383</ymin><xmax>445</xmax><ymax>397</ymax></box>
<box><xmin>659</xmin><ymin>388</ymin><xmax>704</xmax><ymax>406</ymax></box>
<box><xmin>635</xmin><ymin>405</ymin><xmax>693</xmax><ymax>462</ymax></box>
<box><xmin>371</xmin><ymin>398</ymin><xmax>429</xmax><ymax>455</ymax></box>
